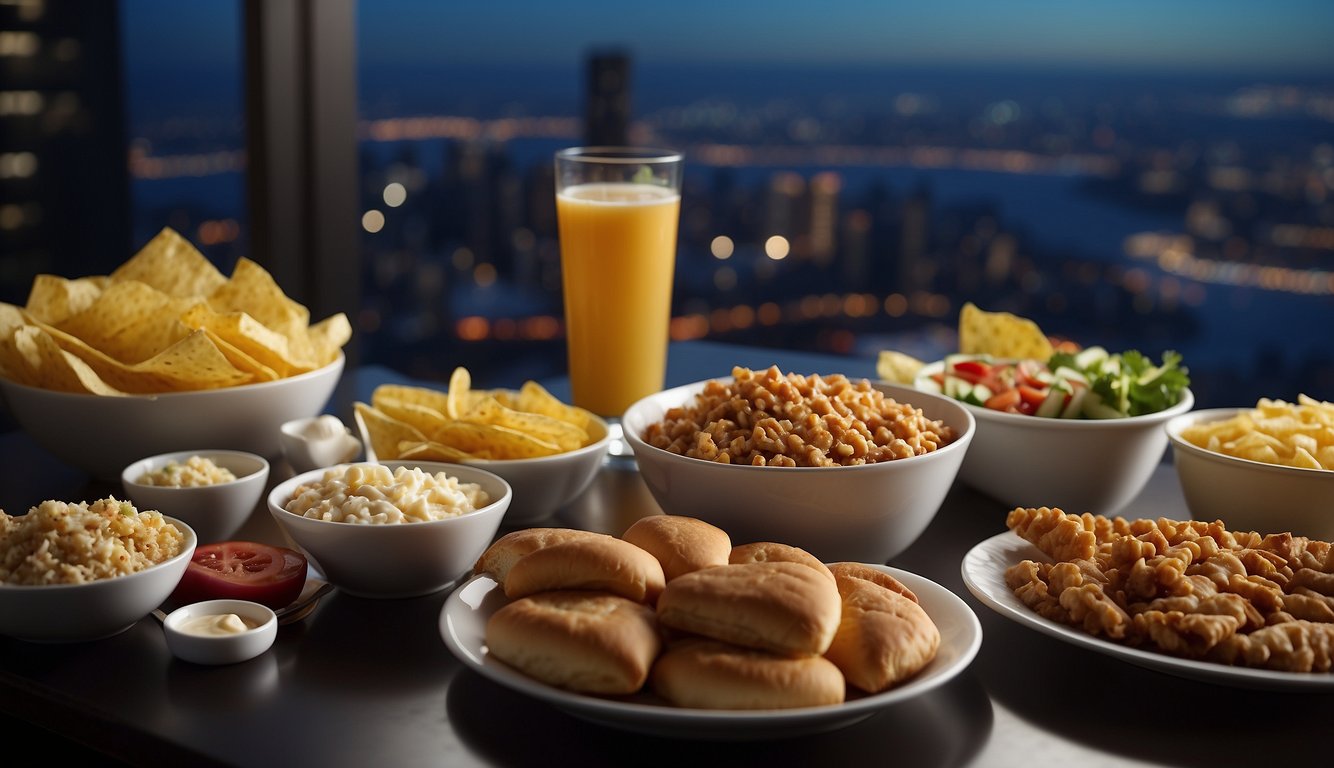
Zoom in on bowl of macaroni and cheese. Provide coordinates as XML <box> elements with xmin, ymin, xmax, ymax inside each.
<box><xmin>0</xmin><ymin>498</ymin><xmax>198</xmax><ymax>642</ymax></box>
<box><xmin>1167</xmin><ymin>398</ymin><xmax>1334</xmax><ymax>540</ymax></box>
<box><xmin>122</xmin><ymin>450</ymin><xmax>270</xmax><ymax>544</ymax></box>
<box><xmin>266</xmin><ymin>461</ymin><xmax>512</xmax><ymax>598</ymax></box>
<box><xmin>622</xmin><ymin>366</ymin><xmax>974</xmax><ymax>564</ymax></box>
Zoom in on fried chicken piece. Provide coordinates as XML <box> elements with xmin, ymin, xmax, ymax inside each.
<box><xmin>1006</xmin><ymin>507</ymin><xmax>1097</xmax><ymax>562</ymax></box>
<box><xmin>1124</xmin><ymin>555</ymin><xmax>1192</xmax><ymax>601</ymax></box>
<box><xmin>1132</xmin><ymin>610</ymin><xmax>1241</xmax><ymax>656</ymax></box>
<box><xmin>1281</xmin><ymin>591</ymin><xmax>1334</xmax><ymax>623</ymax></box>
<box><xmin>1290</xmin><ymin>568</ymin><xmax>1334</xmax><ymax>596</ymax></box>
<box><xmin>1255</xmin><ymin>534</ymin><xmax>1333</xmax><ymax>573</ymax></box>
<box><xmin>1005</xmin><ymin>560</ymin><xmax>1068</xmax><ymax>624</ymax></box>
<box><xmin>1208</xmin><ymin>620</ymin><xmax>1334</xmax><ymax>672</ymax></box>
<box><xmin>1058</xmin><ymin>582</ymin><xmax>1130</xmax><ymax>639</ymax></box>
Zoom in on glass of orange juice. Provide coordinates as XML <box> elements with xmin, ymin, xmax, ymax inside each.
<box><xmin>555</xmin><ymin>147</ymin><xmax>683</xmax><ymax>430</ymax></box>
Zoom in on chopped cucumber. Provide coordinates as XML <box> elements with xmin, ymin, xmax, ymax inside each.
<box><xmin>1051</xmin><ymin>366</ymin><xmax>1089</xmax><ymax>387</ymax></box>
<box><xmin>1060</xmin><ymin>387</ymin><xmax>1088</xmax><ymax>418</ymax></box>
<box><xmin>1074</xmin><ymin>346</ymin><xmax>1109</xmax><ymax>370</ymax></box>
<box><xmin>1035</xmin><ymin>388</ymin><xmax>1067</xmax><ymax>418</ymax></box>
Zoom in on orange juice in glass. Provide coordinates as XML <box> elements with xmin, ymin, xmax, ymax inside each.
<box><xmin>555</xmin><ymin>147</ymin><xmax>683</xmax><ymax>420</ymax></box>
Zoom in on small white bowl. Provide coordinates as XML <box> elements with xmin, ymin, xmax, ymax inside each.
<box><xmin>121</xmin><ymin>450</ymin><xmax>270</xmax><ymax>544</ymax></box>
<box><xmin>280</xmin><ymin>415</ymin><xmax>363</xmax><ymax>473</ymax></box>
<box><xmin>0</xmin><ymin>353</ymin><xmax>344</xmax><ymax>481</ymax></box>
<box><xmin>355</xmin><ymin>408</ymin><xmax>611</xmax><ymax>524</ymax></box>
<box><xmin>1167</xmin><ymin>408</ymin><xmax>1334</xmax><ymax>539</ymax></box>
<box><xmin>267</xmin><ymin>462</ymin><xmax>512</xmax><ymax>598</ymax></box>
<box><xmin>162</xmin><ymin>599</ymin><xmax>277</xmax><ymax>665</ymax></box>
<box><xmin>913</xmin><ymin>361</ymin><xmax>1194</xmax><ymax>516</ymax></box>
<box><xmin>622</xmin><ymin>379</ymin><xmax>974</xmax><ymax>564</ymax></box>
<box><xmin>0</xmin><ymin>516</ymin><xmax>198</xmax><ymax>643</ymax></box>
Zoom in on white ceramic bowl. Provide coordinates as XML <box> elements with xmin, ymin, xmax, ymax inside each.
<box><xmin>281</xmin><ymin>415</ymin><xmax>363</xmax><ymax>473</ymax></box>
<box><xmin>0</xmin><ymin>516</ymin><xmax>198</xmax><ymax>643</ymax></box>
<box><xmin>121</xmin><ymin>450</ymin><xmax>271</xmax><ymax>544</ymax></box>
<box><xmin>1167</xmin><ymin>408</ymin><xmax>1334</xmax><ymax>539</ymax></box>
<box><xmin>162</xmin><ymin>598</ymin><xmax>278</xmax><ymax>665</ymax></box>
<box><xmin>266</xmin><ymin>462</ymin><xmax>512</xmax><ymax>599</ymax></box>
<box><xmin>913</xmin><ymin>361</ymin><xmax>1194</xmax><ymax>516</ymax></box>
<box><xmin>622</xmin><ymin>380</ymin><xmax>975</xmax><ymax>564</ymax></box>
<box><xmin>356</xmin><ymin>408</ymin><xmax>611</xmax><ymax>524</ymax></box>
<box><xmin>0</xmin><ymin>353</ymin><xmax>344</xmax><ymax>481</ymax></box>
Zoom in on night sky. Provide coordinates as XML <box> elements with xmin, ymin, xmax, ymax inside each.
<box><xmin>123</xmin><ymin>0</ymin><xmax>1334</xmax><ymax>76</ymax></box>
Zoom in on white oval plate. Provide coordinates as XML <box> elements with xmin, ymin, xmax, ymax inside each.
<box><xmin>961</xmin><ymin>531</ymin><xmax>1334</xmax><ymax>692</ymax></box>
<box><xmin>440</xmin><ymin>565</ymin><xmax>982</xmax><ymax>740</ymax></box>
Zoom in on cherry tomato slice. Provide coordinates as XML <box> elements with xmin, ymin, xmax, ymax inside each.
<box><xmin>1017</xmin><ymin>385</ymin><xmax>1048</xmax><ymax>409</ymax></box>
<box><xmin>950</xmin><ymin>360</ymin><xmax>991</xmax><ymax>384</ymax></box>
<box><xmin>170</xmin><ymin>541</ymin><xmax>307</xmax><ymax>609</ymax></box>
<box><xmin>984</xmin><ymin>389</ymin><xmax>1022</xmax><ymax>412</ymax></box>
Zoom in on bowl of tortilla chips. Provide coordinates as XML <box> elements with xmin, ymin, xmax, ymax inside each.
<box><xmin>0</xmin><ymin>228</ymin><xmax>352</xmax><ymax>480</ymax></box>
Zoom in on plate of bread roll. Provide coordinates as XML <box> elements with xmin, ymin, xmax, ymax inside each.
<box><xmin>440</xmin><ymin>516</ymin><xmax>982</xmax><ymax>739</ymax></box>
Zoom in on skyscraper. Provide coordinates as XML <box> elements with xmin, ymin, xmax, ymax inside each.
<box><xmin>0</xmin><ymin>0</ymin><xmax>128</xmax><ymax>303</ymax></box>
<box><xmin>584</xmin><ymin>49</ymin><xmax>630</xmax><ymax>147</ymax></box>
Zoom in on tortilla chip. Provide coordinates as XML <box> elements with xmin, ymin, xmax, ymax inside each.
<box><xmin>304</xmin><ymin>313</ymin><xmax>352</xmax><ymax>368</ymax></box>
<box><xmin>396</xmin><ymin>440</ymin><xmax>475</xmax><ymax>463</ymax></box>
<box><xmin>354</xmin><ymin>402</ymin><xmax>428</xmax><ymax>461</ymax></box>
<box><xmin>375</xmin><ymin>398</ymin><xmax>452</xmax><ymax>437</ymax></box>
<box><xmin>198</xmin><ymin>328</ymin><xmax>281</xmax><ymax>382</ymax></box>
<box><xmin>372</xmin><ymin>384</ymin><xmax>452</xmax><ymax>417</ymax></box>
<box><xmin>109</xmin><ymin>227</ymin><xmax>228</xmax><ymax>299</ymax></box>
<box><xmin>126</xmin><ymin>330</ymin><xmax>255</xmax><ymax>390</ymax></box>
<box><xmin>958</xmin><ymin>302</ymin><xmax>1054</xmax><ymax>360</ymax></box>
<box><xmin>24</xmin><ymin>275</ymin><xmax>106</xmax><ymax>325</ymax></box>
<box><xmin>11</xmin><ymin>325</ymin><xmax>126</xmax><ymax>395</ymax></box>
<box><xmin>431</xmin><ymin>420</ymin><xmax>562</xmax><ymax>459</ymax></box>
<box><xmin>876</xmin><ymin>350</ymin><xmax>926</xmax><ymax>384</ymax></box>
<box><xmin>461</xmin><ymin>395</ymin><xmax>586</xmax><ymax>452</ymax></box>
<box><xmin>209</xmin><ymin>257</ymin><xmax>310</xmax><ymax>343</ymax></box>
<box><xmin>55</xmin><ymin>281</ymin><xmax>195</xmax><ymax>364</ymax></box>
<box><xmin>513</xmin><ymin>380</ymin><xmax>592</xmax><ymax>433</ymax></box>
<box><xmin>179</xmin><ymin>302</ymin><xmax>309</xmax><ymax>377</ymax></box>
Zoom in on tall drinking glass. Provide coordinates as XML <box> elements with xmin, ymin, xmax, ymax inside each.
<box><xmin>555</xmin><ymin>147</ymin><xmax>683</xmax><ymax>433</ymax></box>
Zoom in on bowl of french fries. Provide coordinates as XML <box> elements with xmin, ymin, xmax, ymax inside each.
<box><xmin>353</xmin><ymin>367</ymin><xmax>611</xmax><ymax>524</ymax></box>
<box><xmin>1167</xmin><ymin>396</ymin><xmax>1334</xmax><ymax>540</ymax></box>
<box><xmin>0</xmin><ymin>228</ymin><xmax>351</xmax><ymax>480</ymax></box>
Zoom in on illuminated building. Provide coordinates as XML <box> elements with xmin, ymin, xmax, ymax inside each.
<box><xmin>0</xmin><ymin>0</ymin><xmax>128</xmax><ymax>302</ymax></box>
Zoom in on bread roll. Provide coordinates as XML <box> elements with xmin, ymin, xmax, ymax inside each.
<box><xmin>504</xmin><ymin>536</ymin><xmax>666</xmax><ymax>604</ymax></box>
<box><xmin>622</xmin><ymin>515</ymin><xmax>731</xmax><ymax>581</ymax></box>
<box><xmin>729</xmin><ymin>541</ymin><xmax>834</xmax><ymax>582</ymax></box>
<box><xmin>486</xmin><ymin>591</ymin><xmax>662</xmax><ymax>695</ymax></box>
<box><xmin>656</xmin><ymin>561</ymin><xmax>841</xmax><ymax>655</ymax></box>
<box><xmin>824</xmin><ymin>567</ymin><xmax>940</xmax><ymax>693</ymax></box>
<box><xmin>828</xmin><ymin>561</ymin><xmax>919</xmax><ymax>603</ymax></box>
<box><xmin>651</xmin><ymin>638</ymin><xmax>845</xmax><ymax>710</ymax></box>
<box><xmin>473</xmin><ymin>527</ymin><xmax>605</xmax><ymax>584</ymax></box>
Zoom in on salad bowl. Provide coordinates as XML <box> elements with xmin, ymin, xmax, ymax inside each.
<box><xmin>913</xmin><ymin>348</ymin><xmax>1194</xmax><ymax>516</ymax></box>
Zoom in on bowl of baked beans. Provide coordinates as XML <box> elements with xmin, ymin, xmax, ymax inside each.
<box><xmin>622</xmin><ymin>366</ymin><xmax>975</xmax><ymax>563</ymax></box>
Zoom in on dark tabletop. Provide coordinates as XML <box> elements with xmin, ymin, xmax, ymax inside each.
<box><xmin>1</xmin><ymin>340</ymin><xmax>1329</xmax><ymax>768</ymax></box>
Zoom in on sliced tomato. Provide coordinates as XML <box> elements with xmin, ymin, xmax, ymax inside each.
<box><xmin>1017</xmin><ymin>385</ymin><xmax>1048</xmax><ymax>409</ymax></box>
<box><xmin>170</xmin><ymin>541</ymin><xmax>307</xmax><ymax>609</ymax></box>
<box><xmin>984</xmin><ymin>388</ymin><xmax>1022</xmax><ymax>412</ymax></box>
<box><xmin>950</xmin><ymin>359</ymin><xmax>991</xmax><ymax>384</ymax></box>
<box><xmin>1015</xmin><ymin>359</ymin><xmax>1048</xmax><ymax>388</ymax></box>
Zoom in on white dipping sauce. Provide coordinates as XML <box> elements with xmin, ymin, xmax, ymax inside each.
<box><xmin>178</xmin><ymin>613</ymin><xmax>259</xmax><ymax>637</ymax></box>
